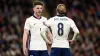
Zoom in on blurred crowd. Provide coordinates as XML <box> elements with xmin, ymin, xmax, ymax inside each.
<box><xmin>0</xmin><ymin>0</ymin><xmax>100</xmax><ymax>56</ymax></box>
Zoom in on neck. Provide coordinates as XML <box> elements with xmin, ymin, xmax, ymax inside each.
<box><xmin>57</xmin><ymin>12</ymin><xmax>59</xmax><ymax>15</ymax></box>
<box><xmin>34</xmin><ymin>13</ymin><xmax>41</xmax><ymax>19</ymax></box>
<box><xmin>56</xmin><ymin>13</ymin><xmax>65</xmax><ymax>16</ymax></box>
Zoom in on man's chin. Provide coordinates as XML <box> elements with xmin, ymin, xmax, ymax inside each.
<box><xmin>38</xmin><ymin>13</ymin><xmax>42</xmax><ymax>16</ymax></box>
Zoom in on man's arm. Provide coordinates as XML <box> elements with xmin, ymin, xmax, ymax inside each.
<box><xmin>69</xmin><ymin>19</ymin><xmax>79</xmax><ymax>44</ymax></box>
<box><xmin>72</xmin><ymin>32</ymin><xmax>79</xmax><ymax>41</ymax></box>
<box><xmin>23</xmin><ymin>29</ymin><xmax>29</xmax><ymax>55</ymax></box>
<box><xmin>69</xmin><ymin>27</ymin><xmax>79</xmax><ymax>44</ymax></box>
<box><xmin>46</xmin><ymin>27</ymin><xmax>52</xmax><ymax>42</ymax></box>
<box><xmin>40</xmin><ymin>26</ymin><xmax>52</xmax><ymax>44</ymax></box>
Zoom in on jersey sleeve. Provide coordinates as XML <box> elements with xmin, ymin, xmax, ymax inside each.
<box><xmin>70</xmin><ymin>19</ymin><xmax>79</xmax><ymax>33</ymax></box>
<box><xmin>24</xmin><ymin>19</ymin><xmax>30</xmax><ymax>30</ymax></box>
<box><xmin>42</xmin><ymin>17</ymin><xmax>47</xmax><ymax>26</ymax></box>
<box><xmin>46</xmin><ymin>18</ymin><xmax>53</xmax><ymax>26</ymax></box>
<box><xmin>43</xmin><ymin>17</ymin><xmax>47</xmax><ymax>22</ymax></box>
<box><xmin>70</xmin><ymin>19</ymin><xmax>76</xmax><ymax>28</ymax></box>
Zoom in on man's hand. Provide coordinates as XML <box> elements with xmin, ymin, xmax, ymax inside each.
<box><xmin>23</xmin><ymin>29</ymin><xmax>29</xmax><ymax>56</ymax></box>
<box><xmin>23</xmin><ymin>46</ymin><xmax>28</xmax><ymax>56</ymax></box>
<box><xmin>46</xmin><ymin>41</ymin><xmax>52</xmax><ymax>44</ymax></box>
<box><xmin>69</xmin><ymin>40</ymin><xmax>75</xmax><ymax>44</ymax></box>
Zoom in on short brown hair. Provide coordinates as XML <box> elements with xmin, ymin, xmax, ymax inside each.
<box><xmin>56</xmin><ymin>4</ymin><xmax>66</xmax><ymax>14</ymax></box>
<box><xmin>33</xmin><ymin>1</ymin><xmax>44</xmax><ymax>7</ymax></box>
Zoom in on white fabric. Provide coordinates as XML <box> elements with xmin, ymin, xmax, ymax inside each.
<box><xmin>24</xmin><ymin>16</ymin><xmax>47</xmax><ymax>50</ymax></box>
<box><xmin>46</xmin><ymin>16</ymin><xmax>79</xmax><ymax>48</ymax></box>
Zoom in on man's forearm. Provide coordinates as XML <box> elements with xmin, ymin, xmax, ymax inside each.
<box><xmin>23</xmin><ymin>29</ymin><xmax>29</xmax><ymax>47</ymax></box>
<box><xmin>23</xmin><ymin>36</ymin><xmax>27</xmax><ymax>47</ymax></box>
<box><xmin>40</xmin><ymin>26</ymin><xmax>52</xmax><ymax>44</ymax></box>
<box><xmin>46</xmin><ymin>28</ymin><xmax>52</xmax><ymax>42</ymax></box>
<box><xmin>41</xmin><ymin>32</ymin><xmax>50</xmax><ymax>43</ymax></box>
<box><xmin>72</xmin><ymin>32</ymin><xmax>79</xmax><ymax>41</ymax></box>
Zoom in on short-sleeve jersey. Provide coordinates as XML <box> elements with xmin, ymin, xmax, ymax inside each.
<box><xmin>24</xmin><ymin>15</ymin><xmax>47</xmax><ymax>50</ymax></box>
<box><xmin>46</xmin><ymin>15</ymin><xmax>79</xmax><ymax>48</ymax></box>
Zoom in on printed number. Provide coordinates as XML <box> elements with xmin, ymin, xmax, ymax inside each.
<box><xmin>57</xmin><ymin>23</ymin><xmax>64</xmax><ymax>36</ymax></box>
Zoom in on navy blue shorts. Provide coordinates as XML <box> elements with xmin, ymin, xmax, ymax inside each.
<box><xmin>28</xmin><ymin>50</ymin><xmax>49</xmax><ymax>56</ymax></box>
<box><xmin>50</xmin><ymin>48</ymin><xmax>71</xmax><ymax>56</ymax></box>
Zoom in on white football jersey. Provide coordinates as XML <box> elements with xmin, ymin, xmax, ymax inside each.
<box><xmin>46</xmin><ymin>15</ymin><xmax>79</xmax><ymax>48</ymax></box>
<box><xmin>24</xmin><ymin>15</ymin><xmax>47</xmax><ymax>50</ymax></box>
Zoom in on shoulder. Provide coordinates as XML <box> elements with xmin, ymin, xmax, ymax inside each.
<box><xmin>25</xmin><ymin>16</ymin><xmax>33</xmax><ymax>21</ymax></box>
<box><xmin>66</xmin><ymin>17</ymin><xmax>75</xmax><ymax>25</ymax></box>
<box><xmin>66</xmin><ymin>17</ymin><xmax>74</xmax><ymax>22</ymax></box>
<box><xmin>25</xmin><ymin>16</ymin><xmax>36</xmax><ymax>24</ymax></box>
<box><xmin>41</xmin><ymin>16</ymin><xmax>47</xmax><ymax>20</ymax></box>
<box><xmin>48</xmin><ymin>16</ymin><xmax>56</xmax><ymax>20</ymax></box>
<box><xmin>52</xmin><ymin>16</ymin><xmax>58</xmax><ymax>18</ymax></box>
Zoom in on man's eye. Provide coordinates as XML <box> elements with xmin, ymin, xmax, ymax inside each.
<box><xmin>36</xmin><ymin>8</ymin><xmax>39</xmax><ymax>9</ymax></box>
<box><xmin>40</xmin><ymin>8</ymin><xmax>43</xmax><ymax>9</ymax></box>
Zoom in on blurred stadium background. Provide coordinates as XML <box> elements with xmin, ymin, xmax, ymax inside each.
<box><xmin>0</xmin><ymin>0</ymin><xmax>100</xmax><ymax>56</ymax></box>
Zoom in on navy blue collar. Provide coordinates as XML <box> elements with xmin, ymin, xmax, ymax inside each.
<box><xmin>33</xmin><ymin>15</ymin><xmax>42</xmax><ymax>19</ymax></box>
<box><xmin>56</xmin><ymin>14</ymin><xmax>66</xmax><ymax>17</ymax></box>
